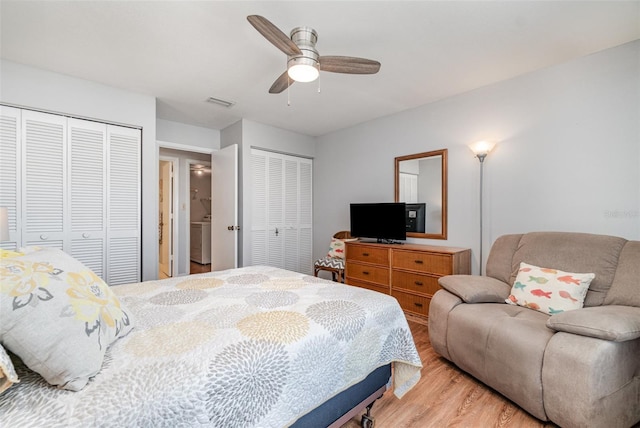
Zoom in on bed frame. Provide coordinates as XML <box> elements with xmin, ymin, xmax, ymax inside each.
<box><xmin>291</xmin><ymin>364</ymin><xmax>391</xmax><ymax>428</ymax></box>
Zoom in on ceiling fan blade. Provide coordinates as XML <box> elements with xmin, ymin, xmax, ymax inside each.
<box><xmin>319</xmin><ymin>56</ymin><xmax>381</xmax><ymax>74</ymax></box>
<box><xmin>269</xmin><ymin>71</ymin><xmax>293</xmax><ymax>94</ymax></box>
<box><xmin>247</xmin><ymin>15</ymin><xmax>302</xmax><ymax>57</ymax></box>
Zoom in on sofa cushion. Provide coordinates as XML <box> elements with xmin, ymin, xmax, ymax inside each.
<box><xmin>509</xmin><ymin>232</ymin><xmax>626</xmax><ymax>307</ymax></box>
<box><xmin>447</xmin><ymin>302</ymin><xmax>553</xmax><ymax>420</ymax></box>
<box><xmin>439</xmin><ymin>275</ymin><xmax>510</xmax><ymax>303</ymax></box>
<box><xmin>546</xmin><ymin>306</ymin><xmax>640</xmax><ymax>342</ymax></box>
<box><xmin>604</xmin><ymin>241</ymin><xmax>640</xmax><ymax>307</ymax></box>
<box><xmin>506</xmin><ymin>262</ymin><xmax>594</xmax><ymax>315</ymax></box>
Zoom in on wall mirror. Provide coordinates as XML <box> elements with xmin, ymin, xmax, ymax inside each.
<box><xmin>394</xmin><ymin>149</ymin><xmax>448</xmax><ymax>239</ymax></box>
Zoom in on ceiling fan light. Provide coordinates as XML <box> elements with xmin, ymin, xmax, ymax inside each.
<box><xmin>288</xmin><ymin>64</ymin><xmax>319</xmax><ymax>82</ymax></box>
<box><xmin>287</xmin><ymin>55</ymin><xmax>319</xmax><ymax>82</ymax></box>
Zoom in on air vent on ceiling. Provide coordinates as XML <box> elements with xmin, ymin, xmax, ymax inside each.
<box><xmin>206</xmin><ymin>96</ymin><xmax>235</xmax><ymax>108</ymax></box>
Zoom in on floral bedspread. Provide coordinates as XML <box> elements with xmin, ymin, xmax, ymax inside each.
<box><xmin>0</xmin><ymin>265</ymin><xmax>422</xmax><ymax>427</ymax></box>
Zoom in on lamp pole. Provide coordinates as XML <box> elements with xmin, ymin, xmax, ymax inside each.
<box><xmin>476</xmin><ymin>153</ymin><xmax>487</xmax><ymax>276</ymax></box>
<box><xmin>469</xmin><ymin>141</ymin><xmax>495</xmax><ymax>276</ymax></box>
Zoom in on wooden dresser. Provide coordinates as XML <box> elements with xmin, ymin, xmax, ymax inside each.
<box><xmin>345</xmin><ymin>241</ymin><xmax>471</xmax><ymax>319</ymax></box>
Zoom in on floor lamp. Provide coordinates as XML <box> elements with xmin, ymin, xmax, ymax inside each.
<box><xmin>469</xmin><ymin>141</ymin><xmax>496</xmax><ymax>275</ymax></box>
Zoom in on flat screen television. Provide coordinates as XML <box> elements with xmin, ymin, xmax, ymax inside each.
<box><xmin>405</xmin><ymin>203</ymin><xmax>426</xmax><ymax>233</ymax></box>
<box><xmin>350</xmin><ymin>202</ymin><xmax>407</xmax><ymax>242</ymax></box>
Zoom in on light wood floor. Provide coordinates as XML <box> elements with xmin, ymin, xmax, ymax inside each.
<box><xmin>190</xmin><ymin>261</ymin><xmax>212</xmax><ymax>274</ymax></box>
<box><xmin>343</xmin><ymin>321</ymin><xmax>556</xmax><ymax>428</ymax></box>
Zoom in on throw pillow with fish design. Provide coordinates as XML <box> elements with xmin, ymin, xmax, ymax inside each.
<box><xmin>505</xmin><ymin>262</ymin><xmax>595</xmax><ymax>315</ymax></box>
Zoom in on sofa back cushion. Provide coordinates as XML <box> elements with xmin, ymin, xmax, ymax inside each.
<box><xmin>604</xmin><ymin>241</ymin><xmax>640</xmax><ymax>307</ymax></box>
<box><xmin>509</xmin><ymin>232</ymin><xmax>627</xmax><ymax>307</ymax></box>
<box><xmin>487</xmin><ymin>232</ymin><xmax>628</xmax><ymax>307</ymax></box>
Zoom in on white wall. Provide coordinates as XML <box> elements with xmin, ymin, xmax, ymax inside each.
<box><xmin>314</xmin><ymin>41</ymin><xmax>640</xmax><ymax>273</ymax></box>
<box><xmin>157</xmin><ymin>118</ymin><xmax>220</xmax><ymax>151</ymax></box>
<box><xmin>0</xmin><ymin>59</ymin><xmax>158</xmax><ymax>281</ymax></box>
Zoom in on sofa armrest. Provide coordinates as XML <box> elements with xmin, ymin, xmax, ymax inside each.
<box><xmin>546</xmin><ymin>305</ymin><xmax>640</xmax><ymax>342</ymax></box>
<box><xmin>438</xmin><ymin>275</ymin><xmax>511</xmax><ymax>304</ymax></box>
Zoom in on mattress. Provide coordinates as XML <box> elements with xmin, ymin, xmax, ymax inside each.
<box><xmin>0</xmin><ymin>265</ymin><xmax>422</xmax><ymax>427</ymax></box>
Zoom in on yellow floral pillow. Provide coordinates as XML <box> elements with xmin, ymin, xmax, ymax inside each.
<box><xmin>0</xmin><ymin>248</ymin><xmax>134</xmax><ymax>391</ymax></box>
<box><xmin>0</xmin><ymin>343</ymin><xmax>18</xmax><ymax>394</ymax></box>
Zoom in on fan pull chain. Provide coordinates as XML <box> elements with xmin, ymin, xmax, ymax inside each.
<box><xmin>317</xmin><ymin>72</ymin><xmax>321</xmax><ymax>93</ymax></box>
<box><xmin>287</xmin><ymin>74</ymin><xmax>291</xmax><ymax>106</ymax></box>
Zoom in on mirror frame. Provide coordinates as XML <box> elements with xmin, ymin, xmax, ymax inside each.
<box><xmin>394</xmin><ymin>148</ymin><xmax>448</xmax><ymax>240</ymax></box>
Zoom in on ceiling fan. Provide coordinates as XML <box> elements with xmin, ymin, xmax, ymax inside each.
<box><xmin>247</xmin><ymin>15</ymin><xmax>381</xmax><ymax>94</ymax></box>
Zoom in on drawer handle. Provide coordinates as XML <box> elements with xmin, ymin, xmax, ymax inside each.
<box><xmin>414</xmin><ymin>281</ymin><xmax>423</xmax><ymax>286</ymax></box>
<box><xmin>362</xmin><ymin>252</ymin><xmax>370</xmax><ymax>257</ymax></box>
<box><xmin>414</xmin><ymin>260</ymin><xmax>424</xmax><ymax>264</ymax></box>
<box><xmin>362</xmin><ymin>271</ymin><xmax>370</xmax><ymax>275</ymax></box>
<box><xmin>414</xmin><ymin>302</ymin><xmax>423</xmax><ymax>308</ymax></box>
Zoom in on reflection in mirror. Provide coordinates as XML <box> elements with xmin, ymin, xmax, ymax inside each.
<box><xmin>394</xmin><ymin>149</ymin><xmax>447</xmax><ymax>239</ymax></box>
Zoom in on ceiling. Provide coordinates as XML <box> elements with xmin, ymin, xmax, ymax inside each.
<box><xmin>1</xmin><ymin>1</ymin><xmax>639</xmax><ymax>137</ymax></box>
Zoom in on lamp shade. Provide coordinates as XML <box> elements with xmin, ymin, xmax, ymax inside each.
<box><xmin>469</xmin><ymin>141</ymin><xmax>496</xmax><ymax>157</ymax></box>
<box><xmin>0</xmin><ymin>207</ymin><xmax>9</xmax><ymax>242</ymax></box>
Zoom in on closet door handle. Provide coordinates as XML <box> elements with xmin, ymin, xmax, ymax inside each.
<box><xmin>40</xmin><ymin>234</ymin><xmax>48</xmax><ymax>240</ymax></box>
<box><xmin>82</xmin><ymin>233</ymin><xmax>90</xmax><ymax>238</ymax></box>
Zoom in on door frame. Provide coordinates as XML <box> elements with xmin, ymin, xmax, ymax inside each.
<box><xmin>157</xmin><ymin>140</ymin><xmax>215</xmax><ymax>277</ymax></box>
<box><xmin>159</xmin><ymin>155</ymin><xmax>178</xmax><ymax>278</ymax></box>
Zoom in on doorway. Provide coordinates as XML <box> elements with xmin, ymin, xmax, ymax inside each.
<box><xmin>157</xmin><ymin>143</ymin><xmax>238</xmax><ymax>277</ymax></box>
<box><xmin>188</xmin><ymin>160</ymin><xmax>212</xmax><ymax>275</ymax></box>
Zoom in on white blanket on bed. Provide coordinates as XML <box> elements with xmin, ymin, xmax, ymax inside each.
<box><xmin>0</xmin><ymin>266</ymin><xmax>422</xmax><ymax>427</ymax></box>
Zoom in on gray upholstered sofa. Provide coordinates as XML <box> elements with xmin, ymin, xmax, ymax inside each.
<box><xmin>428</xmin><ymin>232</ymin><xmax>640</xmax><ymax>428</ymax></box>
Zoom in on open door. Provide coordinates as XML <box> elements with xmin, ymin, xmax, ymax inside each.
<box><xmin>159</xmin><ymin>159</ymin><xmax>174</xmax><ymax>278</ymax></box>
<box><xmin>211</xmin><ymin>144</ymin><xmax>238</xmax><ymax>270</ymax></box>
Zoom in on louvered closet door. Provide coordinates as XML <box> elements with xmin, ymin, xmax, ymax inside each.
<box><xmin>297</xmin><ymin>159</ymin><xmax>313</xmax><ymax>275</ymax></box>
<box><xmin>283</xmin><ymin>158</ymin><xmax>299</xmax><ymax>272</ymax></box>
<box><xmin>68</xmin><ymin>118</ymin><xmax>106</xmax><ymax>277</ymax></box>
<box><xmin>251</xmin><ymin>152</ymin><xmax>268</xmax><ymax>265</ymax></box>
<box><xmin>107</xmin><ymin>125</ymin><xmax>140</xmax><ymax>286</ymax></box>
<box><xmin>267</xmin><ymin>155</ymin><xmax>285</xmax><ymax>269</ymax></box>
<box><xmin>250</xmin><ymin>149</ymin><xmax>312</xmax><ymax>274</ymax></box>
<box><xmin>22</xmin><ymin>110</ymin><xmax>67</xmax><ymax>250</ymax></box>
<box><xmin>0</xmin><ymin>106</ymin><xmax>21</xmax><ymax>250</ymax></box>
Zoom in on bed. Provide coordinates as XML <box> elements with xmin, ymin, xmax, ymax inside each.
<box><xmin>0</xmin><ymin>248</ymin><xmax>422</xmax><ymax>427</ymax></box>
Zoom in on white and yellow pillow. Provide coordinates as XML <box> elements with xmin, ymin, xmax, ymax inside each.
<box><xmin>506</xmin><ymin>262</ymin><xmax>595</xmax><ymax>315</ymax></box>
<box><xmin>0</xmin><ymin>247</ymin><xmax>134</xmax><ymax>391</ymax></box>
<box><xmin>0</xmin><ymin>344</ymin><xmax>18</xmax><ymax>394</ymax></box>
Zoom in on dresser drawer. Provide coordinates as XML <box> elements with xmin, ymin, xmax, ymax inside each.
<box><xmin>392</xmin><ymin>270</ymin><xmax>441</xmax><ymax>295</ymax></box>
<box><xmin>392</xmin><ymin>250</ymin><xmax>453</xmax><ymax>275</ymax></box>
<box><xmin>346</xmin><ymin>278</ymin><xmax>390</xmax><ymax>295</ymax></box>
<box><xmin>346</xmin><ymin>245</ymin><xmax>389</xmax><ymax>265</ymax></box>
<box><xmin>345</xmin><ymin>263</ymin><xmax>389</xmax><ymax>286</ymax></box>
<box><xmin>391</xmin><ymin>290</ymin><xmax>431</xmax><ymax>317</ymax></box>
